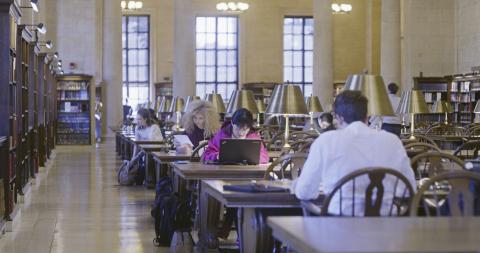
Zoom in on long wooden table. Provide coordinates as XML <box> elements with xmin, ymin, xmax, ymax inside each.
<box><xmin>170</xmin><ymin>162</ymin><xmax>270</xmax><ymax>253</ymax></box>
<box><xmin>268</xmin><ymin>216</ymin><xmax>480</xmax><ymax>253</ymax></box>
<box><xmin>202</xmin><ymin>179</ymin><xmax>317</xmax><ymax>253</ymax></box>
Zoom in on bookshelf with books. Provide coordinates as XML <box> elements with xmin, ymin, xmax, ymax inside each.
<box><xmin>56</xmin><ymin>75</ymin><xmax>93</xmax><ymax>145</ymax></box>
<box><xmin>0</xmin><ymin>0</ymin><xmax>21</xmax><ymax>222</ymax></box>
<box><xmin>242</xmin><ymin>82</ymin><xmax>278</xmax><ymax>105</ymax></box>
<box><xmin>413</xmin><ymin>76</ymin><xmax>451</xmax><ymax>124</ymax></box>
<box><xmin>37</xmin><ymin>53</ymin><xmax>47</xmax><ymax>167</ymax></box>
<box><xmin>449</xmin><ymin>74</ymin><xmax>480</xmax><ymax>125</ymax></box>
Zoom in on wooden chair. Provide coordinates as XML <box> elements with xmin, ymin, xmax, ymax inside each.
<box><xmin>404</xmin><ymin>142</ymin><xmax>441</xmax><ymax>158</ymax></box>
<box><xmin>190</xmin><ymin>140</ymin><xmax>208</xmax><ymax>162</ymax></box>
<box><xmin>410</xmin><ymin>151</ymin><xmax>465</xmax><ymax>181</ymax></box>
<box><xmin>290</xmin><ymin>139</ymin><xmax>315</xmax><ymax>153</ymax></box>
<box><xmin>425</xmin><ymin>124</ymin><xmax>467</xmax><ymax>136</ymax></box>
<box><xmin>467</xmin><ymin>125</ymin><xmax>480</xmax><ymax>140</ymax></box>
<box><xmin>302</xmin><ymin>168</ymin><xmax>415</xmax><ymax>217</ymax></box>
<box><xmin>263</xmin><ymin>153</ymin><xmax>308</xmax><ymax>180</ymax></box>
<box><xmin>453</xmin><ymin>140</ymin><xmax>480</xmax><ymax>160</ymax></box>
<box><xmin>410</xmin><ymin>171</ymin><xmax>480</xmax><ymax>216</ymax></box>
<box><xmin>401</xmin><ymin>134</ymin><xmax>438</xmax><ymax>147</ymax></box>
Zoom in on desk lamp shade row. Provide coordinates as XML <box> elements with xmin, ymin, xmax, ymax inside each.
<box><xmin>265</xmin><ymin>84</ymin><xmax>308</xmax><ymax>116</ymax></box>
<box><xmin>397</xmin><ymin>90</ymin><xmax>430</xmax><ymax>114</ymax></box>
<box><xmin>183</xmin><ymin>96</ymin><xmax>200</xmax><ymax>112</ymax></box>
<box><xmin>227</xmin><ymin>90</ymin><xmax>259</xmax><ymax>115</ymax></box>
<box><xmin>432</xmin><ymin>101</ymin><xmax>453</xmax><ymax>113</ymax></box>
<box><xmin>168</xmin><ymin>97</ymin><xmax>185</xmax><ymax>113</ymax></box>
<box><xmin>306</xmin><ymin>95</ymin><xmax>323</xmax><ymax>113</ymax></box>
<box><xmin>204</xmin><ymin>93</ymin><xmax>226</xmax><ymax>113</ymax></box>
<box><xmin>344</xmin><ymin>74</ymin><xmax>394</xmax><ymax>116</ymax></box>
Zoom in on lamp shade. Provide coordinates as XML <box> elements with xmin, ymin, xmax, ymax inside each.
<box><xmin>226</xmin><ymin>90</ymin><xmax>259</xmax><ymax>114</ymax></box>
<box><xmin>432</xmin><ymin>101</ymin><xmax>453</xmax><ymax>113</ymax></box>
<box><xmin>265</xmin><ymin>84</ymin><xmax>308</xmax><ymax>116</ymax></box>
<box><xmin>158</xmin><ymin>96</ymin><xmax>172</xmax><ymax>113</ymax></box>
<box><xmin>204</xmin><ymin>93</ymin><xmax>226</xmax><ymax>113</ymax></box>
<box><xmin>396</xmin><ymin>90</ymin><xmax>430</xmax><ymax>114</ymax></box>
<box><xmin>475</xmin><ymin>100</ymin><xmax>480</xmax><ymax>114</ymax></box>
<box><xmin>306</xmin><ymin>95</ymin><xmax>324</xmax><ymax>113</ymax></box>
<box><xmin>344</xmin><ymin>74</ymin><xmax>394</xmax><ymax>116</ymax></box>
<box><xmin>168</xmin><ymin>97</ymin><xmax>185</xmax><ymax>113</ymax></box>
<box><xmin>183</xmin><ymin>96</ymin><xmax>200</xmax><ymax>112</ymax></box>
<box><xmin>256</xmin><ymin>99</ymin><xmax>266</xmax><ymax>113</ymax></box>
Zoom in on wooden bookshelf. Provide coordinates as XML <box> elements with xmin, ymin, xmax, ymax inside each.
<box><xmin>413</xmin><ymin>76</ymin><xmax>451</xmax><ymax>124</ymax></box>
<box><xmin>0</xmin><ymin>0</ymin><xmax>21</xmax><ymax>221</ymax></box>
<box><xmin>56</xmin><ymin>74</ymin><xmax>93</xmax><ymax>145</ymax></box>
<box><xmin>242</xmin><ymin>82</ymin><xmax>278</xmax><ymax>106</ymax></box>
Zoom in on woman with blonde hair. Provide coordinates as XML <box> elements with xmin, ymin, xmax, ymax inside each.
<box><xmin>180</xmin><ymin>100</ymin><xmax>220</xmax><ymax>149</ymax></box>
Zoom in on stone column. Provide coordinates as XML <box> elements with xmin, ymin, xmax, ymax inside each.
<box><xmin>380</xmin><ymin>0</ymin><xmax>401</xmax><ymax>88</ymax></box>
<box><xmin>103</xmin><ymin>0</ymin><xmax>122</xmax><ymax>135</ymax></box>
<box><xmin>173</xmin><ymin>0</ymin><xmax>195</xmax><ymax>97</ymax></box>
<box><xmin>313</xmin><ymin>0</ymin><xmax>334</xmax><ymax>109</ymax></box>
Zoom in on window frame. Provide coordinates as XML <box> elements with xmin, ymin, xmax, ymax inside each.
<box><xmin>195</xmin><ymin>16</ymin><xmax>239</xmax><ymax>100</ymax></box>
<box><xmin>122</xmin><ymin>14</ymin><xmax>151</xmax><ymax>108</ymax></box>
<box><xmin>283</xmin><ymin>16</ymin><xmax>314</xmax><ymax>96</ymax></box>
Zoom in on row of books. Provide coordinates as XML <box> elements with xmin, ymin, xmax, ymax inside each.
<box><xmin>423</xmin><ymin>92</ymin><xmax>444</xmax><ymax>103</ymax></box>
<box><xmin>57</xmin><ymin>81</ymin><xmax>89</xmax><ymax>90</ymax></box>
<box><xmin>57</xmin><ymin>90</ymin><xmax>89</xmax><ymax>100</ymax></box>
<box><xmin>450</xmin><ymin>93</ymin><xmax>476</xmax><ymax>103</ymax></box>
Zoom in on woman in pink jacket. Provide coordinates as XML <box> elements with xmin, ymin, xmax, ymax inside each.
<box><xmin>202</xmin><ymin>108</ymin><xmax>269</xmax><ymax>163</ymax></box>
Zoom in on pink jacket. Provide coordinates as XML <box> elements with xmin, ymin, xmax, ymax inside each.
<box><xmin>202</xmin><ymin>123</ymin><xmax>270</xmax><ymax>164</ymax></box>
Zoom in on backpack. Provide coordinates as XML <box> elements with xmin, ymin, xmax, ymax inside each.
<box><xmin>152</xmin><ymin>177</ymin><xmax>194</xmax><ymax>247</ymax></box>
<box><xmin>117</xmin><ymin>160</ymin><xmax>139</xmax><ymax>186</ymax></box>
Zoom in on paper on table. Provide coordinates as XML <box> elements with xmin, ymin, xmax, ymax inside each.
<box><xmin>173</xmin><ymin>135</ymin><xmax>193</xmax><ymax>147</ymax></box>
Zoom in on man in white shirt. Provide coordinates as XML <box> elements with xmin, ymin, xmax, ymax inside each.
<box><xmin>293</xmin><ymin>90</ymin><xmax>416</xmax><ymax>215</ymax></box>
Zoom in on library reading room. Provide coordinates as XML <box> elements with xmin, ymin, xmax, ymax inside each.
<box><xmin>1</xmin><ymin>0</ymin><xmax>480</xmax><ymax>252</ymax></box>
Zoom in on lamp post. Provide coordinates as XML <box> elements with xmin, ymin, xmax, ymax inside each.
<box><xmin>256</xmin><ymin>99</ymin><xmax>266</xmax><ymax>126</ymax></box>
<box><xmin>432</xmin><ymin>100</ymin><xmax>453</xmax><ymax>125</ymax></box>
<box><xmin>265</xmin><ymin>84</ymin><xmax>308</xmax><ymax>148</ymax></box>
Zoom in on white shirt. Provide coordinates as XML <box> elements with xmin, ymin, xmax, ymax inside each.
<box><xmin>293</xmin><ymin>121</ymin><xmax>416</xmax><ymax>216</ymax></box>
<box><xmin>135</xmin><ymin>124</ymin><xmax>163</xmax><ymax>141</ymax></box>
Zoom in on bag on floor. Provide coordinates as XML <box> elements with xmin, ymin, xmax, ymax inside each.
<box><xmin>117</xmin><ymin>160</ymin><xmax>139</xmax><ymax>186</ymax></box>
<box><xmin>153</xmin><ymin>177</ymin><xmax>176</xmax><ymax>247</ymax></box>
<box><xmin>169</xmin><ymin>230</ymin><xmax>194</xmax><ymax>253</ymax></box>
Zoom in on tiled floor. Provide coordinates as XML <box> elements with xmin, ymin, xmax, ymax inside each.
<box><xmin>0</xmin><ymin>140</ymin><xmax>168</xmax><ymax>253</ymax></box>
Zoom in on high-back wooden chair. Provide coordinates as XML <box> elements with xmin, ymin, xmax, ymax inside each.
<box><xmin>404</xmin><ymin>142</ymin><xmax>442</xmax><ymax>158</ymax></box>
<box><xmin>410</xmin><ymin>171</ymin><xmax>480</xmax><ymax>217</ymax></box>
<box><xmin>410</xmin><ymin>151</ymin><xmax>465</xmax><ymax>181</ymax></box>
<box><xmin>425</xmin><ymin>124</ymin><xmax>467</xmax><ymax>136</ymax></box>
<box><xmin>401</xmin><ymin>134</ymin><xmax>438</xmax><ymax>147</ymax></box>
<box><xmin>453</xmin><ymin>140</ymin><xmax>480</xmax><ymax>160</ymax></box>
<box><xmin>263</xmin><ymin>153</ymin><xmax>308</xmax><ymax>180</ymax></box>
<box><xmin>302</xmin><ymin>168</ymin><xmax>415</xmax><ymax>217</ymax></box>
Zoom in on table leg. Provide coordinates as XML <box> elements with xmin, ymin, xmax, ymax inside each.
<box><xmin>199</xmin><ymin>181</ymin><xmax>221</xmax><ymax>252</ymax></box>
<box><xmin>144</xmin><ymin>153</ymin><xmax>155</xmax><ymax>189</ymax></box>
<box><xmin>238</xmin><ymin>208</ymin><xmax>302</xmax><ymax>253</ymax></box>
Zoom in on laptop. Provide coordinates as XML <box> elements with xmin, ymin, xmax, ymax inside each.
<box><xmin>219</xmin><ymin>139</ymin><xmax>262</xmax><ymax>165</ymax></box>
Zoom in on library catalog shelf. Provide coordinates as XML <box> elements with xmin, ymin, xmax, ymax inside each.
<box><xmin>56</xmin><ymin>74</ymin><xmax>92</xmax><ymax>145</ymax></box>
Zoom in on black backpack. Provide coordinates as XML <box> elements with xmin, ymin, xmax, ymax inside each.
<box><xmin>152</xmin><ymin>177</ymin><xmax>193</xmax><ymax>247</ymax></box>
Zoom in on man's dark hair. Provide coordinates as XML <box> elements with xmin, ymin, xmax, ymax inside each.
<box><xmin>388</xmin><ymin>82</ymin><xmax>398</xmax><ymax>95</ymax></box>
<box><xmin>333</xmin><ymin>90</ymin><xmax>368</xmax><ymax>124</ymax></box>
<box><xmin>320</xmin><ymin>112</ymin><xmax>333</xmax><ymax>124</ymax></box>
<box><xmin>231</xmin><ymin>108</ymin><xmax>254</xmax><ymax>128</ymax></box>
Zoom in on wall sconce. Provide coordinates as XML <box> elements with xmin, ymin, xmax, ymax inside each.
<box><xmin>216</xmin><ymin>2</ymin><xmax>249</xmax><ymax>12</ymax></box>
<box><xmin>23</xmin><ymin>23</ymin><xmax>46</xmax><ymax>34</ymax></box>
<box><xmin>38</xmin><ymin>40</ymin><xmax>53</xmax><ymax>49</ymax></box>
<box><xmin>20</xmin><ymin>0</ymin><xmax>39</xmax><ymax>12</ymax></box>
<box><xmin>332</xmin><ymin>3</ymin><xmax>352</xmax><ymax>14</ymax></box>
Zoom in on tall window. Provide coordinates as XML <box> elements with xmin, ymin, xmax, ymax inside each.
<box><xmin>196</xmin><ymin>16</ymin><xmax>238</xmax><ymax>99</ymax></box>
<box><xmin>122</xmin><ymin>15</ymin><xmax>150</xmax><ymax>109</ymax></box>
<box><xmin>283</xmin><ymin>17</ymin><xmax>314</xmax><ymax>96</ymax></box>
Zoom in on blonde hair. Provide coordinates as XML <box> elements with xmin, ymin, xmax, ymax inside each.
<box><xmin>182</xmin><ymin>100</ymin><xmax>220</xmax><ymax>138</ymax></box>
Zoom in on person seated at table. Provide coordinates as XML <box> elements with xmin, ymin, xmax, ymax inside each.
<box><xmin>292</xmin><ymin>90</ymin><xmax>416</xmax><ymax>215</ymax></box>
<box><xmin>316</xmin><ymin>112</ymin><xmax>336</xmax><ymax>133</ymax></box>
<box><xmin>176</xmin><ymin>100</ymin><xmax>220</xmax><ymax>154</ymax></box>
<box><xmin>129</xmin><ymin>108</ymin><xmax>164</xmax><ymax>184</ymax></box>
<box><xmin>203</xmin><ymin>108</ymin><xmax>269</xmax><ymax>163</ymax></box>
